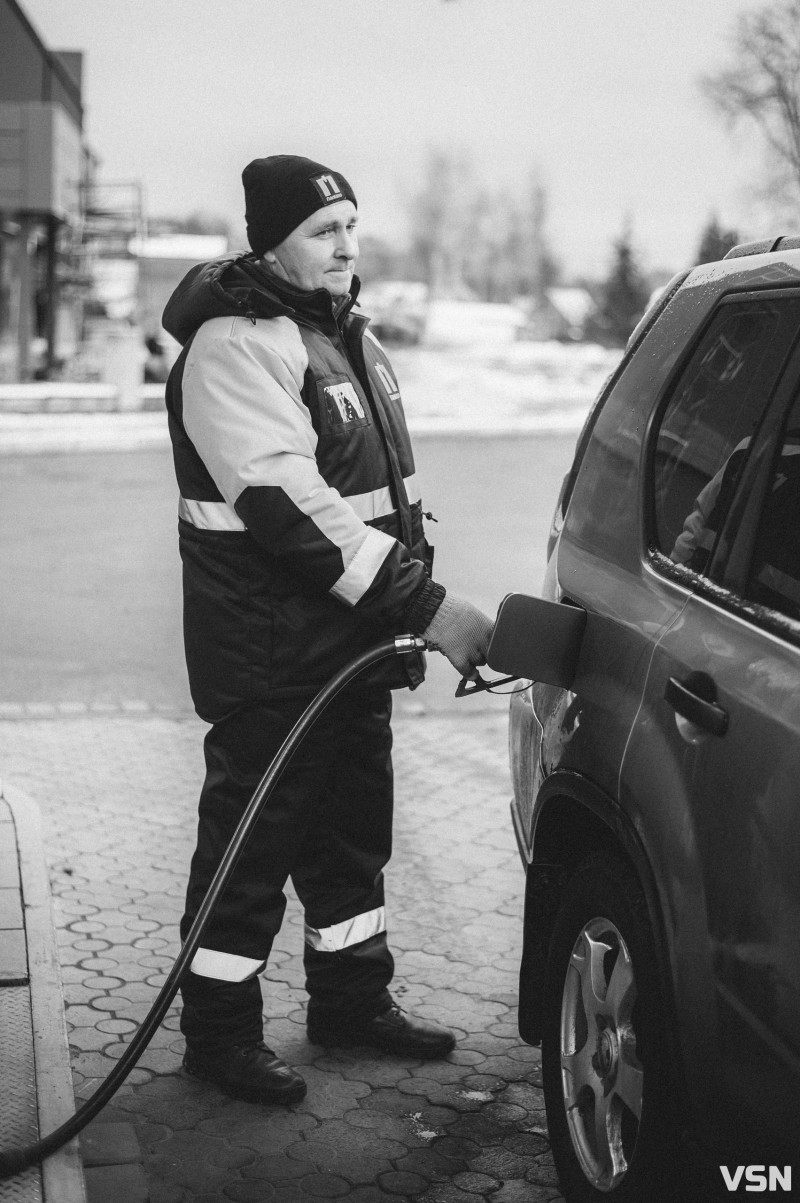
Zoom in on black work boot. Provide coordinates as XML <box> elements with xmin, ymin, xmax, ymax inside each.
<box><xmin>183</xmin><ymin>1040</ymin><xmax>307</xmax><ymax>1105</ymax></box>
<box><xmin>307</xmin><ymin>1003</ymin><xmax>455</xmax><ymax>1059</ymax></box>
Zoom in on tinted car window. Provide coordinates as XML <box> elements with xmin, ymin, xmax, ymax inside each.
<box><xmin>651</xmin><ymin>299</ymin><xmax>800</xmax><ymax>576</ymax></box>
<box><xmin>745</xmin><ymin>389</ymin><xmax>800</xmax><ymax>619</ymax></box>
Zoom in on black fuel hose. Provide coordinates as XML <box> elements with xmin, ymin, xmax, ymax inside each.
<box><xmin>0</xmin><ymin>634</ymin><xmax>425</xmax><ymax>1180</ymax></box>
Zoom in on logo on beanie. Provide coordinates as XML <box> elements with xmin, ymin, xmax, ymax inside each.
<box><xmin>311</xmin><ymin>173</ymin><xmax>345</xmax><ymax>204</ymax></box>
<box><xmin>323</xmin><ymin>381</ymin><xmax>366</xmax><ymax>425</ymax></box>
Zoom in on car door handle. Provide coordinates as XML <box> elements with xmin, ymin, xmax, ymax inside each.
<box><xmin>665</xmin><ymin>674</ymin><xmax>729</xmax><ymax>737</ymax></box>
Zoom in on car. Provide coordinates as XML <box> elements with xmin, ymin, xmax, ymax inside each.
<box><xmin>356</xmin><ymin>280</ymin><xmax>428</xmax><ymax>345</ymax></box>
<box><xmin>489</xmin><ymin>237</ymin><xmax>800</xmax><ymax>1202</ymax></box>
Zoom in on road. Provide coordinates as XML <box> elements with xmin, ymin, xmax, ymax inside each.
<box><xmin>0</xmin><ymin>433</ymin><xmax>576</xmax><ymax>713</ymax></box>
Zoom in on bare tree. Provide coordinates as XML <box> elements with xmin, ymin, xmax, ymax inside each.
<box><xmin>406</xmin><ymin>148</ymin><xmax>475</xmax><ymax>296</ymax></box>
<box><xmin>406</xmin><ymin>150</ymin><xmax>557</xmax><ymax>301</ymax></box>
<box><xmin>703</xmin><ymin>0</ymin><xmax>800</xmax><ymax>202</ymax></box>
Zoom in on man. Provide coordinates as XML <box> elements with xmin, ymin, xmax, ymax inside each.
<box><xmin>162</xmin><ymin>154</ymin><xmax>493</xmax><ymax>1107</ymax></box>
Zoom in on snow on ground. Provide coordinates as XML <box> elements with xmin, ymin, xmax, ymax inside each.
<box><xmin>390</xmin><ymin>340</ymin><xmax>620</xmax><ymax>435</ymax></box>
<box><xmin>0</xmin><ymin>339</ymin><xmax>622</xmax><ymax>453</ymax></box>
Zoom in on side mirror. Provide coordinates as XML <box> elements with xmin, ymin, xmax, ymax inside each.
<box><xmin>486</xmin><ymin>593</ymin><xmax>586</xmax><ymax>690</ymax></box>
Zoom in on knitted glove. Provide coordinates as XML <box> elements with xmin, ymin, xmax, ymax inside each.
<box><xmin>422</xmin><ymin>593</ymin><xmax>494</xmax><ymax>679</ymax></box>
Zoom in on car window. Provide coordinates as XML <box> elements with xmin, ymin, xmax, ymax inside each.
<box><xmin>558</xmin><ymin>273</ymin><xmax>690</xmax><ymax>527</ymax></box>
<box><xmin>744</xmin><ymin>389</ymin><xmax>800</xmax><ymax>620</ymax></box>
<box><xmin>651</xmin><ymin>299</ymin><xmax>800</xmax><ymax>578</ymax></box>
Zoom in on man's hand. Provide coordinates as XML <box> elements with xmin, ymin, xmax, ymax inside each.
<box><xmin>422</xmin><ymin>593</ymin><xmax>494</xmax><ymax>679</ymax></box>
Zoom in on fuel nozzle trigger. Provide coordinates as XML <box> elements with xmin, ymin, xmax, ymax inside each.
<box><xmin>455</xmin><ymin>673</ymin><xmax>518</xmax><ymax>698</ymax></box>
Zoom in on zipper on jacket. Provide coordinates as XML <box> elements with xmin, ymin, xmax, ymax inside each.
<box><xmin>240</xmin><ymin>289</ymin><xmax>259</xmax><ymax>325</ymax></box>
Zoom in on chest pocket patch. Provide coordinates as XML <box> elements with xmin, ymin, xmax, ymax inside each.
<box><xmin>319</xmin><ymin>379</ymin><xmax>371</xmax><ymax>434</ymax></box>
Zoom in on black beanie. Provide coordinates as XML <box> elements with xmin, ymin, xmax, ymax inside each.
<box><xmin>242</xmin><ymin>155</ymin><xmax>357</xmax><ymax>256</ymax></box>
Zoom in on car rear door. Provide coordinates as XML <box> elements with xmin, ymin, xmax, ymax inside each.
<box><xmin>622</xmin><ymin>292</ymin><xmax>800</xmax><ymax>1162</ymax></box>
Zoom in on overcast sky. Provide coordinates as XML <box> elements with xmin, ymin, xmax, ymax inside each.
<box><xmin>24</xmin><ymin>0</ymin><xmax>771</xmax><ymax>279</ymax></box>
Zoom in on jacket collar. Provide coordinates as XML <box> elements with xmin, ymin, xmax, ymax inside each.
<box><xmin>233</xmin><ymin>256</ymin><xmax>361</xmax><ymax>328</ymax></box>
<box><xmin>162</xmin><ymin>252</ymin><xmax>361</xmax><ymax>347</ymax></box>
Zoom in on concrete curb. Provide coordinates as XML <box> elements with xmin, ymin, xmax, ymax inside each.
<box><xmin>1</xmin><ymin>778</ymin><xmax>87</xmax><ymax>1203</ymax></box>
<box><xmin>2</xmin><ymin>778</ymin><xmax>151</xmax><ymax>1203</ymax></box>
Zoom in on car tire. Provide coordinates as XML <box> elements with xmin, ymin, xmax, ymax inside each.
<box><xmin>541</xmin><ymin>851</ymin><xmax>682</xmax><ymax>1202</ymax></box>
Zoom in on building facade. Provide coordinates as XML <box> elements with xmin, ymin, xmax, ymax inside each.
<box><xmin>0</xmin><ymin>0</ymin><xmax>87</xmax><ymax>380</ymax></box>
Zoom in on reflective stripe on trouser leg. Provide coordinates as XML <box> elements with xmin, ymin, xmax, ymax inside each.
<box><xmin>181</xmin><ymin>946</ymin><xmax>268</xmax><ymax>1050</ymax></box>
<box><xmin>304</xmin><ymin>905</ymin><xmax>386</xmax><ymax>952</ymax></box>
<box><xmin>190</xmin><ymin>948</ymin><xmax>267</xmax><ymax>981</ymax></box>
<box><xmin>303</xmin><ymin>906</ymin><xmax>394</xmax><ymax>1024</ymax></box>
<box><xmin>303</xmin><ymin>931</ymin><xmax>394</xmax><ymax>1025</ymax></box>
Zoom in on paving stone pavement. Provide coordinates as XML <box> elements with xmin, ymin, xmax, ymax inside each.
<box><xmin>0</xmin><ymin>709</ymin><xmax>565</xmax><ymax>1203</ymax></box>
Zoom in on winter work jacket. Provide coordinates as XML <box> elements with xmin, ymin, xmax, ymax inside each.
<box><xmin>162</xmin><ymin>256</ymin><xmax>443</xmax><ymax>721</ymax></box>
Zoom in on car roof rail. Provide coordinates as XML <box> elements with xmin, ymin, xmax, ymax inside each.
<box><xmin>724</xmin><ymin>235</ymin><xmax>800</xmax><ymax>259</ymax></box>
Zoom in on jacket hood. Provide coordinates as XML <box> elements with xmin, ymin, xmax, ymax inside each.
<box><xmin>162</xmin><ymin>254</ymin><xmax>361</xmax><ymax>347</ymax></box>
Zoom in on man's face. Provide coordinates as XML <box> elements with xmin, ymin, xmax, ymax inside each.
<box><xmin>264</xmin><ymin>200</ymin><xmax>358</xmax><ymax>296</ymax></box>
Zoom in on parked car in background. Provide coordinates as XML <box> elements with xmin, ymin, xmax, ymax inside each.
<box><xmin>498</xmin><ymin>238</ymin><xmax>800</xmax><ymax>1201</ymax></box>
<box><xmin>356</xmin><ymin>280</ymin><xmax>428</xmax><ymax>345</ymax></box>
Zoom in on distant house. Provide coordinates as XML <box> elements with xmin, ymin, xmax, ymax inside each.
<box><xmin>519</xmin><ymin>286</ymin><xmax>596</xmax><ymax>342</ymax></box>
<box><xmin>423</xmin><ymin>298</ymin><xmax>529</xmax><ymax>348</ymax></box>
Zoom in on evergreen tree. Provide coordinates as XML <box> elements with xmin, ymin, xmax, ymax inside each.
<box><xmin>696</xmin><ymin>215</ymin><xmax>740</xmax><ymax>264</ymax></box>
<box><xmin>590</xmin><ymin>226</ymin><xmax>651</xmax><ymax>347</ymax></box>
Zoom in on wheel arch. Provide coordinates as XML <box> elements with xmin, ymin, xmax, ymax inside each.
<box><xmin>518</xmin><ymin>770</ymin><xmax>680</xmax><ymax>1070</ymax></box>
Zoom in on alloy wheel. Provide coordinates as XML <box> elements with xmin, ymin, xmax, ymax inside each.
<box><xmin>559</xmin><ymin>916</ymin><xmax>644</xmax><ymax>1192</ymax></box>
